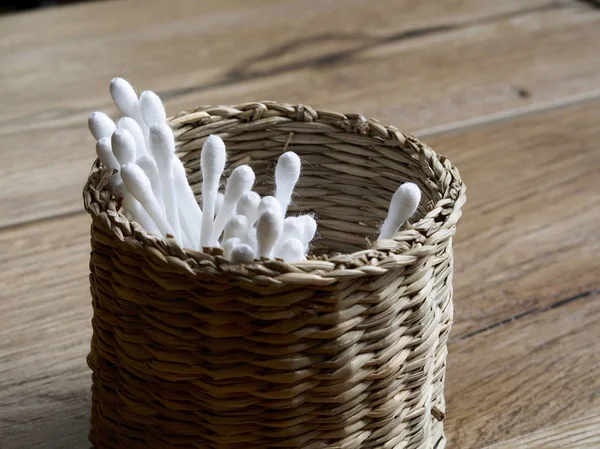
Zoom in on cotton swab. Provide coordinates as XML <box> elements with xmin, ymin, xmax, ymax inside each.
<box><xmin>136</xmin><ymin>154</ymin><xmax>164</xmax><ymax>211</ymax></box>
<box><xmin>212</xmin><ymin>165</ymin><xmax>255</xmax><ymax>242</ymax></box>
<box><xmin>95</xmin><ymin>137</ymin><xmax>119</xmax><ymax>172</ymax></box>
<box><xmin>215</xmin><ymin>192</ymin><xmax>224</xmax><ymax>218</ymax></box>
<box><xmin>222</xmin><ymin>237</ymin><xmax>241</xmax><ymax>260</ymax></box>
<box><xmin>120</xmin><ymin>163</ymin><xmax>176</xmax><ymax>240</ymax></box>
<box><xmin>258</xmin><ymin>195</ymin><xmax>282</xmax><ymax>217</ymax></box>
<box><xmin>109</xmin><ymin>78</ymin><xmax>145</xmax><ymax>127</ymax></box>
<box><xmin>139</xmin><ymin>90</ymin><xmax>167</xmax><ymax>128</ymax></box>
<box><xmin>149</xmin><ymin>123</ymin><xmax>182</xmax><ymax>244</ymax></box>
<box><xmin>230</xmin><ymin>243</ymin><xmax>255</xmax><ymax>264</ymax></box>
<box><xmin>378</xmin><ymin>182</ymin><xmax>421</xmax><ymax>240</ymax></box>
<box><xmin>274</xmin><ymin>238</ymin><xmax>305</xmax><ymax>262</ymax></box>
<box><xmin>236</xmin><ymin>191</ymin><xmax>260</xmax><ymax>225</ymax></box>
<box><xmin>256</xmin><ymin>210</ymin><xmax>283</xmax><ymax>259</ymax></box>
<box><xmin>274</xmin><ymin>151</ymin><xmax>301</xmax><ymax>217</ymax></box>
<box><xmin>200</xmin><ymin>135</ymin><xmax>227</xmax><ymax>247</ymax></box>
<box><xmin>172</xmin><ymin>161</ymin><xmax>202</xmax><ymax>249</ymax></box>
<box><xmin>280</xmin><ymin>217</ymin><xmax>304</xmax><ymax>243</ymax></box>
<box><xmin>297</xmin><ymin>215</ymin><xmax>317</xmax><ymax>246</ymax></box>
<box><xmin>222</xmin><ymin>215</ymin><xmax>248</xmax><ymax>242</ymax></box>
<box><xmin>88</xmin><ymin>112</ymin><xmax>116</xmax><ymax>140</ymax></box>
<box><xmin>111</xmin><ymin>128</ymin><xmax>137</xmax><ymax>166</ymax></box>
<box><xmin>117</xmin><ymin>117</ymin><xmax>150</xmax><ymax>158</ymax></box>
<box><xmin>245</xmin><ymin>227</ymin><xmax>258</xmax><ymax>253</ymax></box>
<box><xmin>111</xmin><ymin>178</ymin><xmax>161</xmax><ymax>236</ymax></box>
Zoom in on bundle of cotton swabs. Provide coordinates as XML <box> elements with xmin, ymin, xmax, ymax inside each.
<box><xmin>89</xmin><ymin>78</ymin><xmax>318</xmax><ymax>262</ymax></box>
<box><xmin>89</xmin><ymin>78</ymin><xmax>422</xmax><ymax>263</ymax></box>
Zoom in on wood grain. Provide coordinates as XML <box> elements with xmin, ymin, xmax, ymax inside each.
<box><xmin>1</xmin><ymin>98</ymin><xmax>599</xmax><ymax>448</ymax></box>
<box><xmin>1</xmin><ymin>0</ymin><xmax>600</xmax><ymax>226</ymax></box>
<box><xmin>483</xmin><ymin>415</ymin><xmax>600</xmax><ymax>449</ymax></box>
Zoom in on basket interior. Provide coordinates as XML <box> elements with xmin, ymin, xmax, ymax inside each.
<box><xmin>176</xmin><ymin>131</ymin><xmax>441</xmax><ymax>256</ymax></box>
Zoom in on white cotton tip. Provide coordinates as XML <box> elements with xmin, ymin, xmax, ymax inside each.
<box><xmin>256</xmin><ymin>210</ymin><xmax>283</xmax><ymax>259</ymax></box>
<box><xmin>258</xmin><ymin>195</ymin><xmax>282</xmax><ymax>218</ymax></box>
<box><xmin>215</xmin><ymin>192</ymin><xmax>224</xmax><ymax>218</ymax></box>
<box><xmin>200</xmin><ymin>135</ymin><xmax>227</xmax><ymax>247</ymax></box>
<box><xmin>274</xmin><ymin>238</ymin><xmax>305</xmax><ymax>262</ymax></box>
<box><xmin>212</xmin><ymin>165</ymin><xmax>255</xmax><ymax>242</ymax></box>
<box><xmin>245</xmin><ymin>227</ymin><xmax>258</xmax><ymax>253</ymax></box>
<box><xmin>281</xmin><ymin>217</ymin><xmax>304</xmax><ymax>243</ymax></box>
<box><xmin>88</xmin><ymin>112</ymin><xmax>116</xmax><ymax>140</ymax></box>
<box><xmin>274</xmin><ymin>151</ymin><xmax>301</xmax><ymax>216</ymax></box>
<box><xmin>222</xmin><ymin>215</ymin><xmax>249</xmax><ymax>242</ymax></box>
<box><xmin>297</xmin><ymin>215</ymin><xmax>317</xmax><ymax>245</ymax></box>
<box><xmin>236</xmin><ymin>191</ymin><xmax>261</xmax><ymax>225</ymax></box>
<box><xmin>117</xmin><ymin>117</ymin><xmax>149</xmax><ymax>158</ymax></box>
<box><xmin>95</xmin><ymin>137</ymin><xmax>119</xmax><ymax>172</ymax></box>
<box><xmin>149</xmin><ymin>123</ymin><xmax>176</xmax><ymax>162</ymax></box>
<box><xmin>121</xmin><ymin>163</ymin><xmax>176</xmax><ymax>240</ymax></box>
<box><xmin>222</xmin><ymin>237</ymin><xmax>242</xmax><ymax>261</ymax></box>
<box><xmin>136</xmin><ymin>154</ymin><xmax>163</xmax><ymax>210</ymax></box>
<box><xmin>230</xmin><ymin>243</ymin><xmax>255</xmax><ymax>264</ymax></box>
<box><xmin>109</xmin><ymin>78</ymin><xmax>142</xmax><ymax>120</ymax></box>
<box><xmin>139</xmin><ymin>90</ymin><xmax>167</xmax><ymax>128</ymax></box>
<box><xmin>378</xmin><ymin>182</ymin><xmax>421</xmax><ymax>240</ymax></box>
<box><xmin>111</xmin><ymin>128</ymin><xmax>137</xmax><ymax>166</ymax></box>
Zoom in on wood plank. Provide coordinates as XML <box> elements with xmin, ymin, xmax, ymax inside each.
<box><xmin>2</xmin><ymin>1</ymin><xmax>600</xmax><ymax>226</ymax></box>
<box><xmin>426</xmin><ymin>97</ymin><xmax>600</xmax><ymax>337</ymax></box>
<box><xmin>483</xmin><ymin>415</ymin><xmax>600</xmax><ymax>449</ymax></box>
<box><xmin>0</xmin><ymin>214</ymin><xmax>92</xmax><ymax>449</ymax></box>
<box><xmin>1</xmin><ymin>99</ymin><xmax>599</xmax><ymax>448</ymax></box>
<box><xmin>445</xmin><ymin>292</ymin><xmax>600</xmax><ymax>449</ymax></box>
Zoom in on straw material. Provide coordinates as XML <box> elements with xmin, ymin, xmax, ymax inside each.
<box><xmin>83</xmin><ymin>101</ymin><xmax>466</xmax><ymax>449</ymax></box>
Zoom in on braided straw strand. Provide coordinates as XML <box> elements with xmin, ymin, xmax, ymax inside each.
<box><xmin>83</xmin><ymin>101</ymin><xmax>466</xmax><ymax>449</ymax></box>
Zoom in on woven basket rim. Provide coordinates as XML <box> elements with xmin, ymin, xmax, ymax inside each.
<box><xmin>83</xmin><ymin>101</ymin><xmax>466</xmax><ymax>285</ymax></box>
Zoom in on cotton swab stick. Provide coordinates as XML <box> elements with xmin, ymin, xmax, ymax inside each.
<box><xmin>149</xmin><ymin>123</ymin><xmax>182</xmax><ymax>244</ymax></box>
<box><xmin>109</xmin><ymin>78</ymin><xmax>145</xmax><ymax>127</ymax></box>
<box><xmin>117</xmin><ymin>117</ymin><xmax>150</xmax><ymax>158</ymax></box>
<box><xmin>200</xmin><ymin>135</ymin><xmax>227</xmax><ymax>248</ymax></box>
<box><xmin>230</xmin><ymin>243</ymin><xmax>255</xmax><ymax>264</ymax></box>
<box><xmin>95</xmin><ymin>137</ymin><xmax>119</xmax><ymax>172</ymax></box>
<box><xmin>111</xmin><ymin>178</ymin><xmax>161</xmax><ymax>236</ymax></box>
<box><xmin>215</xmin><ymin>192</ymin><xmax>224</xmax><ymax>218</ymax></box>
<box><xmin>139</xmin><ymin>90</ymin><xmax>167</xmax><ymax>128</ymax></box>
<box><xmin>172</xmin><ymin>161</ymin><xmax>202</xmax><ymax>249</ymax></box>
<box><xmin>111</xmin><ymin>128</ymin><xmax>137</xmax><ymax>166</ymax></box>
<box><xmin>212</xmin><ymin>165</ymin><xmax>255</xmax><ymax>243</ymax></box>
<box><xmin>136</xmin><ymin>154</ymin><xmax>164</xmax><ymax>211</ymax></box>
<box><xmin>120</xmin><ymin>163</ymin><xmax>177</xmax><ymax>240</ymax></box>
<box><xmin>236</xmin><ymin>191</ymin><xmax>260</xmax><ymax>225</ymax></box>
<box><xmin>222</xmin><ymin>237</ymin><xmax>241</xmax><ymax>260</ymax></box>
<box><xmin>274</xmin><ymin>151</ymin><xmax>301</xmax><ymax>217</ymax></box>
<box><xmin>222</xmin><ymin>215</ymin><xmax>248</xmax><ymax>242</ymax></box>
<box><xmin>274</xmin><ymin>238</ymin><xmax>305</xmax><ymax>262</ymax></box>
<box><xmin>88</xmin><ymin>112</ymin><xmax>116</xmax><ymax>140</ymax></box>
<box><xmin>378</xmin><ymin>182</ymin><xmax>421</xmax><ymax>240</ymax></box>
<box><xmin>256</xmin><ymin>210</ymin><xmax>283</xmax><ymax>259</ymax></box>
<box><xmin>258</xmin><ymin>195</ymin><xmax>282</xmax><ymax>217</ymax></box>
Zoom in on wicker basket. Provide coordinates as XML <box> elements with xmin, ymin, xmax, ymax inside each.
<box><xmin>83</xmin><ymin>101</ymin><xmax>466</xmax><ymax>449</ymax></box>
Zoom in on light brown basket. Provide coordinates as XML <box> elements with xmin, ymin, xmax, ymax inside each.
<box><xmin>83</xmin><ymin>101</ymin><xmax>466</xmax><ymax>449</ymax></box>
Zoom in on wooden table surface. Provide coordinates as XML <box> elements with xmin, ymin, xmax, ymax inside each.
<box><xmin>1</xmin><ymin>0</ymin><xmax>599</xmax><ymax>448</ymax></box>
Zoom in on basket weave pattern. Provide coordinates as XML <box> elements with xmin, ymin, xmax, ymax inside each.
<box><xmin>83</xmin><ymin>101</ymin><xmax>465</xmax><ymax>449</ymax></box>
